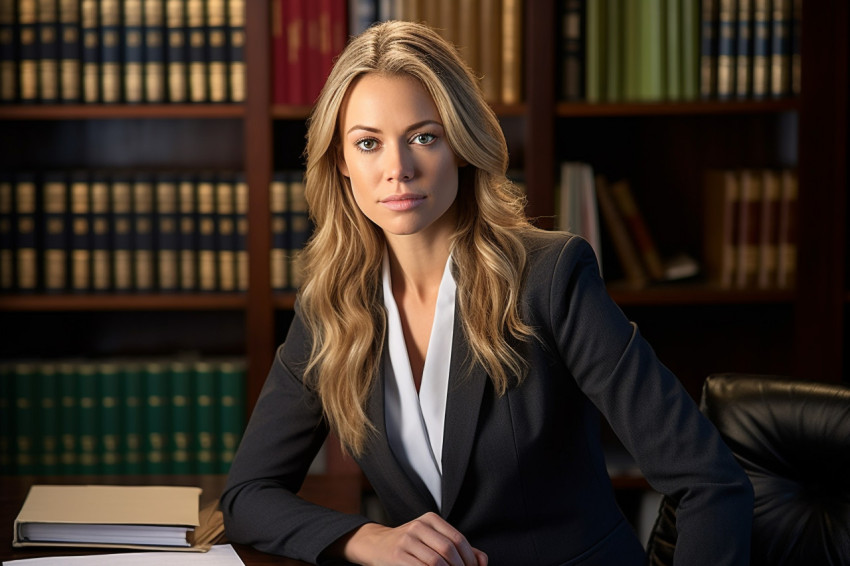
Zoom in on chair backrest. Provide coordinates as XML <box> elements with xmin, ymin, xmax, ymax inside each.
<box><xmin>646</xmin><ymin>373</ymin><xmax>850</xmax><ymax>566</ymax></box>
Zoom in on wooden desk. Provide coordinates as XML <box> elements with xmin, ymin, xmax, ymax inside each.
<box><xmin>0</xmin><ymin>474</ymin><xmax>362</xmax><ymax>565</ymax></box>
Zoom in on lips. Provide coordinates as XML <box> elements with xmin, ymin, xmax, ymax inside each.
<box><xmin>380</xmin><ymin>193</ymin><xmax>426</xmax><ymax>211</ymax></box>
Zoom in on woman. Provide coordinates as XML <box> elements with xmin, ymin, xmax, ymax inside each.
<box><xmin>221</xmin><ymin>21</ymin><xmax>753</xmax><ymax>566</ymax></box>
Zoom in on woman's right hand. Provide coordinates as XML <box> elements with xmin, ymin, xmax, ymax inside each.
<box><xmin>331</xmin><ymin>511</ymin><xmax>488</xmax><ymax>566</ymax></box>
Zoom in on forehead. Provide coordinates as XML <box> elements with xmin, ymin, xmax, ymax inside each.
<box><xmin>338</xmin><ymin>73</ymin><xmax>441</xmax><ymax>133</ymax></box>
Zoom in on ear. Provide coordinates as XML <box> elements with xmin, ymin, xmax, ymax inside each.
<box><xmin>337</xmin><ymin>150</ymin><xmax>350</xmax><ymax>178</ymax></box>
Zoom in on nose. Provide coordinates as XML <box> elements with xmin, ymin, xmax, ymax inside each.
<box><xmin>384</xmin><ymin>143</ymin><xmax>414</xmax><ymax>183</ymax></box>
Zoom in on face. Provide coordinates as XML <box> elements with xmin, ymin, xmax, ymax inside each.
<box><xmin>337</xmin><ymin>73</ymin><xmax>462</xmax><ymax>243</ymax></box>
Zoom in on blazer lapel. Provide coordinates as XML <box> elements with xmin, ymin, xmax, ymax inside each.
<box><xmin>440</xmin><ymin>314</ymin><xmax>488</xmax><ymax>520</ymax></box>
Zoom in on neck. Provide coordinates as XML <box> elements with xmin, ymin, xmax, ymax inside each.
<box><xmin>385</xmin><ymin>236</ymin><xmax>450</xmax><ymax>302</ymax></box>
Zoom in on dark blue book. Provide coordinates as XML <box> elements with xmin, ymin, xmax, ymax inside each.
<box><xmin>207</xmin><ymin>0</ymin><xmax>226</xmax><ymax>102</ymax></box>
<box><xmin>716</xmin><ymin>0</ymin><xmax>737</xmax><ymax>100</ymax></box>
<box><xmin>165</xmin><ymin>0</ymin><xmax>188</xmax><ymax>102</ymax></box>
<box><xmin>144</xmin><ymin>0</ymin><xmax>166</xmax><ymax>102</ymax></box>
<box><xmin>155</xmin><ymin>172</ymin><xmax>180</xmax><ymax>292</ymax></box>
<box><xmin>0</xmin><ymin>0</ymin><xmax>18</xmax><ymax>102</ymax></box>
<box><xmin>234</xmin><ymin>172</ymin><xmax>247</xmax><ymax>291</ymax></box>
<box><xmin>81</xmin><ymin>0</ymin><xmax>99</xmax><ymax>103</ymax></box>
<box><xmin>42</xmin><ymin>171</ymin><xmax>69</xmax><ymax>293</ymax></box>
<box><xmin>735</xmin><ymin>0</ymin><xmax>753</xmax><ymax>99</ymax></box>
<box><xmin>58</xmin><ymin>0</ymin><xmax>81</xmax><ymax>102</ymax></box>
<box><xmin>90</xmin><ymin>171</ymin><xmax>112</xmax><ymax>292</ymax></box>
<box><xmin>700</xmin><ymin>0</ymin><xmax>719</xmax><ymax>99</ymax></box>
<box><xmin>186</xmin><ymin>0</ymin><xmax>207</xmax><ymax>102</ymax></box>
<box><xmin>214</xmin><ymin>172</ymin><xmax>235</xmax><ymax>292</ymax></box>
<box><xmin>196</xmin><ymin>171</ymin><xmax>216</xmax><ymax>291</ymax></box>
<box><xmin>18</xmin><ymin>0</ymin><xmax>38</xmax><ymax>103</ymax></box>
<box><xmin>176</xmin><ymin>172</ymin><xmax>197</xmax><ymax>291</ymax></box>
<box><xmin>227</xmin><ymin>0</ymin><xmax>244</xmax><ymax>102</ymax></box>
<box><xmin>123</xmin><ymin>0</ymin><xmax>144</xmax><ymax>103</ymax></box>
<box><xmin>69</xmin><ymin>170</ymin><xmax>92</xmax><ymax>293</ymax></box>
<box><xmin>131</xmin><ymin>172</ymin><xmax>156</xmax><ymax>292</ymax></box>
<box><xmin>36</xmin><ymin>0</ymin><xmax>59</xmax><ymax>103</ymax></box>
<box><xmin>110</xmin><ymin>173</ymin><xmax>134</xmax><ymax>292</ymax></box>
<box><xmin>561</xmin><ymin>0</ymin><xmax>585</xmax><ymax>101</ymax></box>
<box><xmin>269</xmin><ymin>171</ymin><xmax>288</xmax><ymax>292</ymax></box>
<box><xmin>770</xmin><ymin>0</ymin><xmax>791</xmax><ymax>98</ymax></box>
<box><xmin>0</xmin><ymin>174</ymin><xmax>14</xmax><ymax>292</ymax></box>
<box><xmin>99</xmin><ymin>0</ymin><xmax>122</xmax><ymax>103</ymax></box>
<box><xmin>790</xmin><ymin>0</ymin><xmax>800</xmax><ymax>96</ymax></box>
<box><xmin>14</xmin><ymin>172</ymin><xmax>38</xmax><ymax>293</ymax></box>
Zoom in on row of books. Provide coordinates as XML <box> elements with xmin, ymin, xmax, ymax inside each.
<box><xmin>1</xmin><ymin>0</ymin><xmax>245</xmax><ymax>104</ymax></box>
<box><xmin>0</xmin><ymin>169</ymin><xmax>310</xmax><ymax>294</ymax></box>
<box><xmin>0</xmin><ymin>357</ymin><xmax>245</xmax><ymax>475</ymax></box>
<box><xmin>565</xmin><ymin>0</ymin><xmax>799</xmax><ymax>103</ymax></box>
<box><xmin>703</xmin><ymin>168</ymin><xmax>797</xmax><ymax>290</ymax></box>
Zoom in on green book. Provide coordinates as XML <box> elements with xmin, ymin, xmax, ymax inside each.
<box><xmin>98</xmin><ymin>362</ymin><xmax>122</xmax><ymax>474</ymax></box>
<box><xmin>681</xmin><ymin>0</ymin><xmax>700</xmax><ymax>99</ymax></box>
<box><xmin>37</xmin><ymin>363</ymin><xmax>61</xmax><ymax>475</ymax></box>
<box><xmin>58</xmin><ymin>362</ymin><xmax>78</xmax><ymax>474</ymax></box>
<box><xmin>14</xmin><ymin>362</ymin><xmax>38</xmax><ymax>474</ymax></box>
<box><xmin>666</xmin><ymin>0</ymin><xmax>682</xmax><ymax>100</ymax></box>
<box><xmin>169</xmin><ymin>361</ymin><xmax>193</xmax><ymax>474</ymax></box>
<box><xmin>639</xmin><ymin>0</ymin><xmax>664</xmax><ymax>101</ymax></box>
<box><xmin>143</xmin><ymin>361</ymin><xmax>169</xmax><ymax>474</ymax></box>
<box><xmin>0</xmin><ymin>362</ymin><xmax>13</xmax><ymax>473</ymax></box>
<box><xmin>585</xmin><ymin>0</ymin><xmax>605</xmax><ymax>103</ymax></box>
<box><xmin>76</xmin><ymin>363</ymin><xmax>99</xmax><ymax>474</ymax></box>
<box><xmin>605</xmin><ymin>0</ymin><xmax>623</xmax><ymax>102</ymax></box>
<box><xmin>122</xmin><ymin>362</ymin><xmax>144</xmax><ymax>474</ymax></box>
<box><xmin>193</xmin><ymin>361</ymin><xmax>216</xmax><ymax>474</ymax></box>
<box><xmin>623</xmin><ymin>0</ymin><xmax>641</xmax><ymax>101</ymax></box>
<box><xmin>217</xmin><ymin>359</ymin><xmax>245</xmax><ymax>474</ymax></box>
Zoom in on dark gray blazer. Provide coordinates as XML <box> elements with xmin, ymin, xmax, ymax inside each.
<box><xmin>221</xmin><ymin>231</ymin><xmax>753</xmax><ymax>566</ymax></box>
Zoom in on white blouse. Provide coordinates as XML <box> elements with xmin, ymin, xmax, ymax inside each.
<box><xmin>382</xmin><ymin>253</ymin><xmax>455</xmax><ymax>510</ymax></box>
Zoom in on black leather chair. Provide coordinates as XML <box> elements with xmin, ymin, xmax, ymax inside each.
<box><xmin>646</xmin><ymin>373</ymin><xmax>850</xmax><ymax>566</ymax></box>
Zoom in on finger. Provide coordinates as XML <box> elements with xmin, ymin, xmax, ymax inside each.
<box><xmin>415</xmin><ymin>514</ymin><xmax>478</xmax><ymax>566</ymax></box>
<box><xmin>474</xmin><ymin>548</ymin><xmax>488</xmax><ymax>566</ymax></box>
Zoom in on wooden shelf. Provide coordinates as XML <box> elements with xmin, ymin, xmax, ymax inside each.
<box><xmin>0</xmin><ymin>293</ymin><xmax>248</xmax><ymax>311</ymax></box>
<box><xmin>556</xmin><ymin>98</ymin><xmax>799</xmax><ymax>118</ymax></box>
<box><xmin>271</xmin><ymin>102</ymin><xmax>528</xmax><ymax>120</ymax></box>
<box><xmin>273</xmin><ymin>293</ymin><xmax>298</xmax><ymax>310</ymax></box>
<box><xmin>0</xmin><ymin>104</ymin><xmax>245</xmax><ymax>120</ymax></box>
<box><xmin>607</xmin><ymin>283</ymin><xmax>796</xmax><ymax>306</ymax></box>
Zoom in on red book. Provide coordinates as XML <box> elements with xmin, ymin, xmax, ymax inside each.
<box><xmin>285</xmin><ymin>0</ymin><xmax>307</xmax><ymax>105</ymax></box>
<box><xmin>271</xmin><ymin>0</ymin><xmax>286</xmax><ymax>104</ymax></box>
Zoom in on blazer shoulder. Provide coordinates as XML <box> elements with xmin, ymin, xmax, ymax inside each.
<box><xmin>520</xmin><ymin>229</ymin><xmax>596</xmax><ymax>272</ymax></box>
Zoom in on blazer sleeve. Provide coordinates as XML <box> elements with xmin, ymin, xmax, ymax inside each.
<box><xmin>544</xmin><ymin>236</ymin><xmax>753</xmax><ymax>566</ymax></box>
<box><xmin>219</xmin><ymin>301</ymin><xmax>372</xmax><ymax>564</ymax></box>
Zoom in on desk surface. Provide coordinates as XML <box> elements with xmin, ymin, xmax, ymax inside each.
<box><xmin>0</xmin><ymin>474</ymin><xmax>362</xmax><ymax>565</ymax></box>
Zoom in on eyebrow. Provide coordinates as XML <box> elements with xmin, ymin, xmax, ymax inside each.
<box><xmin>346</xmin><ymin>119</ymin><xmax>443</xmax><ymax>136</ymax></box>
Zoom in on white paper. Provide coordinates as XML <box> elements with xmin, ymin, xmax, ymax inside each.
<box><xmin>2</xmin><ymin>543</ymin><xmax>245</xmax><ymax>566</ymax></box>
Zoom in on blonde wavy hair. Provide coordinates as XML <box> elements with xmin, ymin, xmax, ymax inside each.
<box><xmin>300</xmin><ymin>20</ymin><xmax>536</xmax><ymax>456</ymax></box>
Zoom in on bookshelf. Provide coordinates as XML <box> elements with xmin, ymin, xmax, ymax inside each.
<box><xmin>0</xmin><ymin>0</ymin><xmax>847</xmax><ymax>480</ymax></box>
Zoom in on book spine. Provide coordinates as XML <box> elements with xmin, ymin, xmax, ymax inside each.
<box><xmin>501</xmin><ymin>0</ymin><xmax>522</xmax><ymax>105</ymax></box>
<box><xmin>169</xmin><ymin>360</ymin><xmax>192</xmax><ymax>474</ymax></box>
<box><xmin>457</xmin><ymin>0</ymin><xmax>480</xmax><ymax>86</ymax></box>
<box><xmin>227</xmin><ymin>0</ymin><xmax>244</xmax><ymax>102</ymax></box>
<box><xmin>304</xmin><ymin>1</ymin><xmax>320</xmax><ymax>103</ymax></box>
<box><xmin>582</xmin><ymin>0</ymin><xmax>601</xmax><ymax>103</ymax></box>
<box><xmin>155</xmin><ymin>173</ymin><xmax>180</xmax><ymax>292</ymax></box>
<box><xmin>186</xmin><ymin>0</ymin><xmax>207</xmax><ymax>103</ymax></box>
<box><xmin>735</xmin><ymin>0</ymin><xmax>753</xmax><ymax>99</ymax></box>
<box><xmin>622</xmin><ymin>0</ymin><xmax>640</xmax><ymax>101</ymax></box>
<box><xmin>37</xmin><ymin>0</ymin><xmax>59</xmax><ymax>103</ymax></box>
<box><xmin>196</xmin><ymin>173</ymin><xmax>217</xmax><ymax>291</ymax></box>
<box><xmin>14</xmin><ymin>362</ymin><xmax>38</xmax><ymax>474</ymax></box>
<box><xmin>0</xmin><ymin>175</ymin><xmax>14</xmax><ymax>292</ymax></box>
<box><xmin>700</xmin><ymin>0</ymin><xmax>719</xmax><ymax>99</ymax></box>
<box><xmin>611</xmin><ymin>180</ymin><xmax>665</xmax><ymax>280</ymax></box>
<box><xmin>757</xmin><ymin>168</ymin><xmax>780</xmax><ymax>289</ymax></box>
<box><xmin>166</xmin><ymin>0</ymin><xmax>188</xmax><ymax>102</ymax></box>
<box><xmin>681</xmin><ymin>0</ymin><xmax>700</xmax><ymax>99</ymax></box>
<box><xmin>665</xmin><ymin>0</ymin><xmax>681</xmax><ymax>100</ymax></box>
<box><xmin>790</xmin><ymin>0</ymin><xmax>800</xmax><ymax>96</ymax></box>
<box><xmin>207</xmin><ymin>0</ymin><xmax>227</xmax><ymax>102</ymax></box>
<box><xmin>234</xmin><ymin>172</ymin><xmax>248</xmax><ymax>292</ymax></box>
<box><xmin>19</xmin><ymin>0</ymin><xmax>38</xmax><ymax>102</ymax></box>
<box><xmin>58</xmin><ymin>0</ymin><xmax>81</xmax><ymax>102</ymax></box>
<box><xmin>69</xmin><ymin>171</ymin><xmax>92</xmax><ymax>293</ymax></box>
<box><xmin>143</xmin><ymin>361</ymin><xmax>169</xmax><ymax>474</ymax></box>
<box><xmin>639</xmin><ymin>0</ymin><xmax>663</xmax><ymax>101</ymax></box>
<box><xmin>348</xmin><ymin>0</ymin><xmax>375</xmax><ymax>37</ymax></box>
<box><xmin>76</xmin><ymin>362</ymin><xmax>99</xmax><ymax>474</ymax></box>
<box><xmin>132</xmin><ymin>173</ymin><xmax>156</xmax><ymax>292</ymax></box>
<box><xmin>735</xmin><ymin>169</ymin><xmax>762</xmax><ymax>289</ymax></box>
<box><xmin>80</xmin><ymin>0</ymin><xmax>99</xmax><ymax>103</ymax></box>
<box><xmin>42</xmin><ymin>171</ymin><xmax>69</xmax><ymax>293</ymax></box>
<box><xmin>90</xmin><ymin>171</ymin><xmax>112</xmax><ymax>292</ymax></box>
<box><xmin>0</xmin><ymin>0</ymin><xmax>16</xmax><ymax>102</ymax></box>
<box><xmin>271</xmin><ymin>0</ymin><xmax>285</xmax><ymax>104</ymax></box>
<box><xmin>144</xmin><ymin>0</ymin><xmax>166</xmax><ymax>103</ymax></box>
<box><xmin>217</xmin><ymin>359</ymin><xmax>244</xmax><ymax>473</ymax></box>
<box><xmin>770</xmin><ymin>0</ymin><xmax>791</xmax><ymax>98</ymax></box>
<box><xmin>14</xmin><ymin>173</ymin><xmax>39</xmax><ymax>293</ymax></box>
<box><xmin>478</xmin><ymin>0</ymin><xmax>501</xmax><ymax>103</ymax></box>
<box><xmin>751</xmin><ymin>0</ymin><xmax>770</xmax><ymax>99</ymax></box>
<box><xmin>121</xmin><ymin>362</ymin><xmax>144</xmax><ymax>473</ymax></box>
<box><xmin>0</xmin><ymin>362</ymin><xmax>13</xmax><ymax>474</ymax></box>
<box><xmin>716</xmin><ymin>0</ymin><xmax>736</xmax><ymax>100</ymax></box>
<box><xmin>215</xmin><ymin>172</ymin><xmax>236</xmax><ymax>292</ymax></box>
<box><xmin>97</xmin><ymin>361</ymin><xmax>122</xmax><ymax>474</ymax></box>
<box><xmin>317</xmin><ymin>0</ymin><xmax>334</xmax><ymax>94</ymax></box>
<box><xmin>284</xmin><ymin>0</ymin><xmax>305</xmax><ymax>105</ymax></box>
<box><xmin>177</xmin><ymin>173</ymin><xmax>198</xmax><ymax>291</ymax></box>
<box><xmin>37</xmin><ymin>362</ymin><xmax>60</xmax><ymax>474</ymax></box>
<box><xmin>776</xmin><ymin>168</ymin><xmax>797</xmax><ymax>288</ymax></box>
<box><xmin>270</xmin><ymin>172</ymin><xmax>289</xmax><ymax>292</ymax></box>
<box><xmin>111</xmin><ymin>176</ymin><xmax>134</xmax><ymax>292</ymax></box>
<box><xmin>287</xmin><ymin>171</ymin><xmax>309</xmax><ymax>290</ymax></box>
<box><xmin>57</xmin><ymin>362</ymin><xmax>77</xmax><ymax>474</ymax></box>
<box><xmin>604</xmin><ymin>0</ymin><xmax>622</xmax><ymax>102</ymax></box>
<box><xmin>100</xmin><ymin>0</ymin><xmax>122</xmax><ymax>103</ymax></box>
<box><xmin>193</xmin><ymin>360</ymin><xmax>216</xmax><ymax>473</ymax></box>
<box><xmin>595</xmin><ymin>174</ymin><xmax>648</xmax><ymax>287</ymax></box>
<box><xmin>123</xmin><ymin>0</ymin><xmax>144</xmax><ymax>103</ymax></box>
<box><xmin>703</xmin><ymin>169</ymin><xmax>739</xmax><ymax>288</ymax></box>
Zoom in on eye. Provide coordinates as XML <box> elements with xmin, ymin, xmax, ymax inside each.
<box><xmin>355</xmin><ymin>138</ymin><xmax>379</xmax><ymax>152</ymax></box>
<box><xmin>410</xmin><ymin>133</ymin><xmax>437</xmax><ymax>146</ymax></box>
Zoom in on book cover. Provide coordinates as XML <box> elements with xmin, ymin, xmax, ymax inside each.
<box><xmin>100</xmin><ymin>0</ymin><xmax>122</xmax><ymax>103</ymax></box>
<box><xmin>699</xmin><ymin>0</ymin><xmax>719</xmax><ymax>99</ymax></box>
<box><xmin>583</xmin><ymin>0</ymin><xmax>602</xmax><ymax>103</ymax></box>
<box><xmin>143</xmin><ymin>361</ymin><xmax>169</xmax><ymax>474</ymax></box>
<box><xmin>234</xmin><ymin>172</ymin><xmax>248</xmax><ymax>292</ymax></box>
<box><xmin>0</xmin><ymin>175</ymin><xmax>14</xmax><ymax>291</ymax></box>
<box><xmin>81</xmin><ymin>0</ymin><xmax>99</xmax><ymax>103</ymax></box>
<box><xmin>770</xmin><ymin>0</ymin><xmax>791</xmax><ymax>98</ymax></box>
<box><xmin>90</xmin><ymin>171</ymin><xmax>112</xmax><ymax>292</ymax></box>
<box><xmin>227</xmin><ymin>0</ymin><xmax>244</xmax><ymax>102</ymax></box>
<box><xmin>595</xmin><ymin>175</ymin><xmax>649</xmax><ymax>287</ymax></box>
<box><xmin>58</xmin><ymin>0</ymin><xmax>81</xmax><ymax>102</ymax></box>
<box><xmin>751</xmin><ymin>0</ymin><xmax>770</xmax><ymax>99</ymax></box>
<box><xmin>735</xmin><ymin>0</ymin><xmax>753</xmax><ymax>99</ymax></box>
<box><xmin>776</xmin><ymin>168</ymin><xmax>797</xmax><ymax>288</ymax></box>
<box><xmin>217</xmin><ymin>359</ymin><xmax>244</xmax><ymax>473</ymax></box>
<box><xmin>42</xmin><ymin>171</ymin><xmax>69</xmax><ymax>293</ymax></box>
<box><xmin>215</xmin><ymin>172</ymin><xmax>236</xmax><ymax>293</ymax></box>
<box><xmin>57</xmin><ymin>362</ymin><xmax>78</xmax><ymax>474</ymax></box>
<box><xmin>166</xmin><ymin>0</ymin><xmax>188</xmax><ymax>102</ymax></box>
<box><xmin>193</xmin><ymin>360</ymin><xmax>216</xmax><ymax>474</ymax></box>
<box><xmin>757</xmin><ymin>168</ymin><xmax>780</xmax><ymax>289</ymax></box>
<box><xmin>187</xmin><ymin>0</ymin><xmax>208</xmax><ymax>103</ymax></box>
<box><xmin>478</xmin><ymin>0</ymin><xmax>502</xmax><ymax>103</ymax></box>
<box><xmin>177</xmin><ymin>172</ymin><xmax>198</xmax><ymax>291</ymax></box>
<box><xmin>111</xmin><ymin>176</ymin><xmax>134</xmax><ymax>293</ymax></box>
<box><xmin>18</xmin><ymin>0</ymin><xmax>38</xmax><ymax>102</ymax></box>
<box><xmin>501</xmin><ymin>0</ymin><xmax>522</xmax><ymax>105</ymax></box>
<box><xmin>14</xmin><ymin>173</ymin><xmax>38</xmax><ymax>293</ymax></box>
<box><xmin>716</xmin><ymin>0</ymin><xmax>737</xmax><ymax>100</ymax></box>
<box><xmin>144</xmin><ymin>0</ymin><xmax>167</xmax><ymax>103</ymax></box>
<box><xmin>132</xmin><ymin>173</ymin><xmax>156</xmax><ymax>292</ymax></box>
<box><xmin>123</xmin><ymin>0</ymin><xmax>144</xmax><ymax>103</ymax></box>
<box><xmin>97</xmin><ymin>361</ymin><xmax>122</xmax><ymax>474</ymax></box>
<box><xmin>76</xmin><ymin>362</ymin><xmax>99</xmax><ymax>474</ymax></box>
<box><xmin>69</xmin><ymin>171</ymin><xmax>92</xmax><ymax>293</ymax></box>
<box><xmin>703</xmin><ymin>169</ymin><xmax>739</xmax><ymax>288</ymax></box>
<box><xmin>37</xmin><ymin>0</ymin><xmax>59</xmax><ymax>103</ymax></box>
<box><xmin>270</xmin><ymin>172</ymin><xmax>289</xmax><ymax>292</ymax></box>
<box><xmin>735</xmin><ymin>168</ymin><xmax>761</xmax><ymax>289</ymax></box>
<box><xmin>155</xmin><ymin>172</ymin><xmax>180</xmax><ymax>292</ymax></box>
<box><xmin>196</xmin><ymin>172</ymin><xmax>217</xmax><ymax>292</ymax></box>
<box><xmin>207</xmin><ymin>0</ymin><xmax>227</xmax><ymax>103</ymax></box>
<box><xmin>611</xmin><ymin>179</ymin><xmax>664</xmax><ymax>280</ymax></box>
<box><xmin>0</xmin><ymin>0</ymin><xmax>16</xmax><ymax>102</ymax></box>
<box><xmin>122</xmin><ymin>362</ymin><xmax>144</xmax><ymax>474</ymax></box>
<box><xmin>169</xmin><ymin>360</ymin><xmax>193</xmax><ymax>474</ymax></box>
